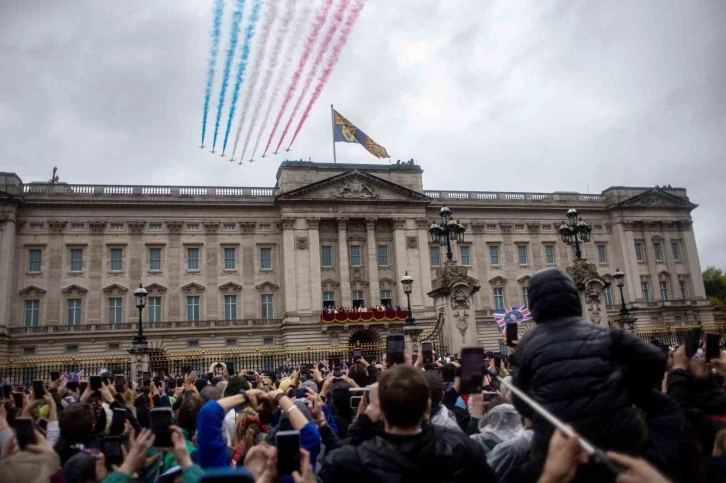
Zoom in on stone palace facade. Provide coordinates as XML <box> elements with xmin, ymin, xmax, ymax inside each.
<box><xmin>0</xmin><ymin>161</ymin><xmax>713</xmax><ymax>359</ymax></box>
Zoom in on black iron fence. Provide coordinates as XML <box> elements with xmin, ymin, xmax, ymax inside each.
<box><xmin>632</xmin><ymin>323</ymin><xmax>726</xmax><ymax>347</ymax></box>
<box><xmin>0</xmin><ymin>355</ymin><xmax>131</xmax><ymax>387</ymax></box>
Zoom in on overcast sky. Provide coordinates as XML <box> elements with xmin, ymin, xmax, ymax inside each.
<box><xmin>1</xmin><ymin>0</ymin><xmax>724</xmax><ymax>269</ymax></box>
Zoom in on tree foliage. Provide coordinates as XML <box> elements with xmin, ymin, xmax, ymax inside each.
<box><xmin>703</xmin><ymin>266</ymin><xmax>726</xmax><ymax>309</ymax></box>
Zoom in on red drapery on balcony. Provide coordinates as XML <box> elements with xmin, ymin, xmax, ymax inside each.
<box><xmin>320</xmin><ymin>309</ymin><xmax>408</xmax><ymax>324</ymax></box>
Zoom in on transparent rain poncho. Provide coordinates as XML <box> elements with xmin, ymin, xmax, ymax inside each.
<box><xmin>470</xmin><ymin>403</ymin><xmax>523</xmax><ymax>454</ymax></box>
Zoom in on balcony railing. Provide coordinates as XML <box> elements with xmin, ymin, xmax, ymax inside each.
<box><xmin>423</xmin><ymin>191</ymin><xmax>604</xmax><ymax>203</ymax></box>
<box><xmin>22</xmin><ymin>184</ymin><xmax>275</xmax><ymax>198</ymax></box>
<box><xmin>8</xmin><ymin>319</ymin><xmax>282</xmax><ymax>335</ymax></box>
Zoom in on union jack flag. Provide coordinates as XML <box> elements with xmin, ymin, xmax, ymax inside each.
<box><xmin>493</xmin><ymin>306</ymin><xmax>532</xmax><ymax>333</ymax></box>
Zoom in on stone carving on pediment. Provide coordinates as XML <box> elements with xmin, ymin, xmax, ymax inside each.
<box><xmin>61</xmin><ymin>284</ymin><xmax>88</xmax><ymax>295</ymax></box>
<box><xmin>336</xmin><ymin>218</ymin><xmax>348</xmax><ymax>231</ymax></box>
<box><xmin>393</xmin><ymin>218</ymin><xmax>406</xmax><ymax>230</ymax></box>
<box><xmin>144</xmin><ymin>283</ymin><xmax>167</xmax><ymax>294</ymax></box>
<box><xmin>19</xmin><ymin>285</ymin><xmax>46</xmax><ymax>297</ymax></box>
<box><xmin>454</xmin><ymin>309</ymin><xmax>469</xmax><ymax>341</ymax></box>
<box><xmin>527</xmin><ymin>223</ymin><xmax>540</xmax><ymax>233</ymax></box>
<box><xmin>566</xmin><ymin>260</ymin><xmax>601</xmax><ymax>291</ymax></box>
<box><xmin>321</xmin><ymin>279</ymin><xmax>340</xmax><ymax>291</ymax></box>
<box><xmin>586</xmin><ymin>285</ymin><xmax>603</xmax><ymax>324</ymax></box>
<box><xmin>281</xmin><ymin>218</ymin><xmax>296</xmax><ymax>230</ymax></box>
<box><xmin>204</xmin><ymin>222</ymin><xmax>220</xmax><ymax>233</ymax></box>
<box><xmin>415</xmin><ymin>218</ymin><xmax>429</xmax><ymax>229</ymax></box>
<box><xmin>219</xmin><ymin>282</ymin><xmax>243</xmax><ymax>293</ymax></box>
<box><xmin>364</xmin><ymin>218</ymin><xmax>377</xmax><ymax>231</ymax></box>
<box><xmin>166</xmin><ymin>221</ymin><xmax>183</xmax><ymax>233</ymax></box>
<box><xmin>128</xmin><ymin>221</ymin><xmax>145</xmax><ymax>233</ymax></box>
<box><xmin>331</xmin><ymin>180</ymin><xmax>378</xmax><ymax>199</ymax></box>
<box><xmin>89</xmin><ymin>221</ymin><xmax>106</xmax><ymax>233</ymax></box>
<box><xmin>348</xmin><ymin>234</ymin><xmax>365</xmax><ymax>242</ymax></box>
<box><xmin>488</xmin><ymin>276</ymin><xmax>507</xmax><ymax>288</ymax></box>
<box><xmin>376</xmin><ymin>221</ymin><xmax>391</xmax><ymax>232</ymax></box>
<box><xmin>640</xmin><ymin>195</ymin><xmax>667</xmax><ymax>206</ymax></box>
<box><xmin>102</xmin><ymin>284</ymin><xmax>128</xmax><ymax>294</ymax></box>
<box><xmin>48</xmin><ymin>221</ymin><xmax>67</xmax><ymax>233</ymax></box>
<box><xmin>500</xmin><ymin>223</ymin><xmax>513</xmax><ymax>233</ymax></box>
<box><xmin>351</xmin><ymin>267</ymin><xmax>365</xmax><ymax>281</ymax></box>
<box><xmin>307</xmin><ymin>218</ymin><xmax>320</xmax><ymax>230</ymax></box>
<box><xmin>451</xmin><ymin>288</ymin><xmax>471</xmax><ymax>309</ymax></box>
<box><xmin>517</xmin><ymin>275</ymin><xmax>531</xmax><ymax>286</ymax></box>
<box><xmin>181</xmin><ymin>282</ymin><xmax>205</xmax><ymax>293</ymax></box>
<box><xmin>256</xmin><ymin>281</ymin><xmax>279</xmax><ymax>292</ymax></box>
<box><xmin>406</xmin><ymin>236</ymin><xmax>418</xmax><ymax>249</ymax></box>
<box><xmin>296</xmin><ymin>237</ymin><xmax>308</xmax><ymax>250</ymax></box>
<box><xmin>622</xmin><ymin>220</ymin><xmax>635</xmax><ymax>231</ymax></box>
<box><xmin>240</xmin><ymin>222</ymin><xmax>256</xmax><ymax>233</ymax></box>
<box><xmin>471</xmin><ymin>223</ymin><xmax>485</xmax><ymax>233</ymax></box>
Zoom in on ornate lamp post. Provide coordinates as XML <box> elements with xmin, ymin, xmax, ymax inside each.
<box><xmin>429</xmin><ymin>206</ymin><xmax>466</xmax><ymax>262</ymax></box>
<box><xmin>132</xmin><ymin>283</ymin><xmax>148</xmax><ymax>346</ymax></box>
<box><xmin>400</xmin><ymin>272</ymin><xmax>416</xmax><ymax>326</ymax></box>
<box><xmin>558</xmin><ymin>208</ymin><xmax>592</xmax><ymax>260</ymax></box>
<box><xmin>613</xmin><ymin>268</ymin><xmax>637</xmax><ymax>331</ymax></box>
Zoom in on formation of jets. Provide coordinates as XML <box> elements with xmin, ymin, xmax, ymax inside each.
<box><xmin>198</xmin><ymin>144</ymin><xmax>291</xmax><ymax>165</ymax></box>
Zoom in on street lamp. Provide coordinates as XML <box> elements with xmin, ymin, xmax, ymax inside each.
<box><xmin>132</xmin><ymin>283</ymin><xmax>148</xmax><ymax>346</ymax></box>
<box><xmin>400</xmin><ymin>271</ymin><xmax>416</xmax><ymax>326</ymax></box>
<box><xmin>558</xmin><ymin>207</ymin><xmax>592</xmax><ymax>260</ymax></box>
<box><xmin>613</xmin><ymin>268</ymin><xmax>636</xmax><ymax>331</ymax></box>
<box><xmin>429</xmin><ymin>206</ymin><xmax>466</xmax><ymax>262</ymax></box>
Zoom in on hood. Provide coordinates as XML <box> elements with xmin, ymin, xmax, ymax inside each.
<box><xmin>477</xmin><ymin>404</ymin><xmax>522</xmax><ymax>442</ymax></box>
<box><xmin>528</xmin><ymin>268</ymin><xmax>582</xmax><ymax>322</ymax></box>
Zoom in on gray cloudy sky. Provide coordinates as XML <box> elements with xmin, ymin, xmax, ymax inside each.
<box><xmin>1</xmin><ymin>0</ymin><xmax>724</xmax><ymax>269</ymax></box>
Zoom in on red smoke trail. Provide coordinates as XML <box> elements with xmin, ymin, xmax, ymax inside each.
<box><xmin>288</xmin><ymin>0</ymin><xmax>365</xmax><ymax>149</ymax></box>
<box><xmin>262</xmin><ymin>0</ymin><xmax>334</xmax><ymax>156</ymax></box>
<box><xmin>274</xmin><ymin>0</ymin><xmax>349</xmax><ymax>153</ymax></box>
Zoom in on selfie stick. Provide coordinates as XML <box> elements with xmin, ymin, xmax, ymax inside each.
<box><xmin>496</xmin><ymin>376</ymin><xmax>623</xmax><ymax>476</ymax></box>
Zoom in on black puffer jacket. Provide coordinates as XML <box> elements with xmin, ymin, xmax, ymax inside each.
<box><xmin>513</xmin><ymin>268</ymin><xmax>666</xmax><ymax>457</ymax></box>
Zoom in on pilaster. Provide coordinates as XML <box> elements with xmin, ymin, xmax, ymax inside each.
<box><xmin>365</xmin><ymin>218</ymin><xmax>380</xmax><ymax>307</ymax></box>
<box><xmin>392</xmin><ymin>218</ymin><xmax>408</xmax><ymax>306</ymax></box>
<box><xmin>681</xmin><ymin>222</ymin><xmax>706</xmax><ymax>298</ymax></box>
<box><xmin>308</xmin><ymin>218</ymin><xmax>322</xmax><ymax>314</ymax></box>
<box><xmin>281</xmin><ymin>218</ymin><xmax>298</xmax><ymax>315</ymax></box>
<box><xmin>337</xmin><ymin>218</ymin><xmax>351</xmax><ymax>307</ymax></box>
<box><xmin>415</xmin><ymin>218</ymin><xmax>432</xmax><ymax>308</ymax></box>
<box><xmin>0</xmin><ymin>212</ymin><xmax>17</xmax><ymax>327</ymax></box>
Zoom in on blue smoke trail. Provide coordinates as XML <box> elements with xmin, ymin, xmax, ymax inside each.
<box><xmin>212</xmin><ymin>0</ymin><xmax>245</xmax><ymax>152</ymax></box>
<box><xmin>200</xmin><ymin>0</ymin><xmax>224</xmax><ymax>147</ymax></box>
<box><xmin>221</xmin><ymin>0</ymin><xmax>262</xmax><ymax>154</ymax></box>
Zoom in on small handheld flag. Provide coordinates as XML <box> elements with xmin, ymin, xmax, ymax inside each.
<box><xmin>493</xmin><ymin>306</ymin><xmax>532</xmax><ymax>333</ymax></box>
<box><xmin>332</xmin><ymin>106</ymin><xmax>390</xmax><ymax>160</ymax></box>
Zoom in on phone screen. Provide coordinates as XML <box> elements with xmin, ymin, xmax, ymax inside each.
<box><xmin>685</xmin><ymin>329</ymin><xmax>701</xmax><ymax>359</ymax></box>
<box><xmin>114</xmin><ymin>375</ymin><xmax>126</xmax><ymax>393</ymax></box>
<box><xmin>13</xmin><ymin>417</ymin><xmax>35</xmax><ymax>450</ymax></box>
<box><xmin>32</xmin><ymin>380</ymin><xmax>46</xmax><ymax>398</ymax></box>
<box><xmin>110</xmin><ymin>408</ymin><xmax>127</xmax><ymax>435</ymax></box>
<box><xmin>150</xmin><ymin>408</ymin><xmax>173</xmax><ymax>447</ymax></box>
<box><xmin>50</xmin><ymin>371</ymin><xmax>61</xmax><ymax>382</ymax></box>
<box><xmin>79</xmin><ymin>382</ymin><xmax>88</xmax><ymax>394</ymax></box>
<box><xmin>460</xmin><ymin>346</ymin><xmax>484</xmax><ymax>394</ymax></box>
<box><xmin>12</xmin><ymin>392</ymin><xmax>24</xmax><ymax>407</ymax></box>
<box><xmin>90</xmin><ymin>375</ymin><xmax>102</xmax><ymax>391</ymax></box>
<box><xmin>494</xmin><ymin>354</ymin><xmax>502</xmax><ymax>369</ymax></box>
<box><xmin>386</xmin><ymin>334</ymin><xmax>405</xmax><ymax>365</ymax></box>
<box><xmin>705</xmin><ymin>333</ymin><xmax>721</xmax><ymax>362</ymax></box>
<box><xmin>506</xmin><ymin>323</ymin><xmax>518</xmax><ymax>346</ymax></box>
<box><xmin>422</xmin><ymin>342</ymin><xmax>433</xmax><ymax>364</ymax></box>
<box><xmin>226</xmin><ymin>362</ymin><xmax>235</xmax><ymax>377</ymax></box>
<box><xmin>101</xmin><ymin>437</ymin><xmax>123</xmax><ymax>468</ymax></box>
<box><xmin>276</xmin><ymin>430</ymin><xmax>301</xmax><ymax>476</ymax></box>
<box><xmin>350</xmin><ymin>395</ymin><xmax>362</xmax><ymax>409</ymax></box>
<box><xmin>353</xmin><ymin>348</ymin><xmax>362</xmax><ymax>361</ymax></box>
<box><xmin>2</xmin><ymin>385</ymin><xmax>11</xmax><ymax>398</ymax></box>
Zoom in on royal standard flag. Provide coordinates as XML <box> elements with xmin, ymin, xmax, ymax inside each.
<box><xmin>332</xmin><ymin>108</ymin><xmax>390</xmax><ymax>159</ymax></box>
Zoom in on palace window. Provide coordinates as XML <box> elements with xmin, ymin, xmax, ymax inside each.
<box><xmin>224</xmin><ymin>295</ymin><xmax>237</xmax><ymax>320</ymax></box>
<box><xmin>28</xmin><ymin>249</ymin><xmax>42</xmax><ymax>273</ymax></box>
<box><xmin>261</xmin><ymin>294</ymin><xmax>274</xmax><ymax>319</ymax></box>
<box><xmin>67</xmin><ymin>299</ymin><xmax>82</xmax><ymax>325</ymax></box>
<box><xmin>349</xmin><ymin>246</ymin><xmax>361</xmax><ymax>267</ymax></box>
<box><xmin>109</xmin><ymin>297</ymin><xmax>122</xmax><ymax>323</ymax></box>
<box><xmin>460</xmin><ymin>246</ymin><xmax>471</xmax><ymax>266</ymax></box>
<box><xmin>430</xmin><ymin>246</ymin><xmax>440</xmax><ymax>266</ymax></box>
<box><xmin>260</xmin><ymin>247</ymin><xmax>272</xmax><ymax>270</ymax></box>
<box><xmin>224</xmin><ymin>247</ymin><xmax>236</xmax><ymax>269</ymax></box>
<box><xmin>597</xmin><ymin>245</ymin><xmax>608</xmax><ymax>264</ymax></box>
<box><xmin>110</xmin><ymin>248</ymin><xmax>123</xmax><ymax>271</ymax></box>
<box><xmin>321</xmin><ymin>246</ymin><xmax>333</xmax><ymax>267</ymax></box>
<box><xmin>148</xmin><ymin>297</ymin><xmax>162</xmax><ymax>322</ymax></box>
<box><xmin>517</xmin><ymin>245</ymin><xmax>529</xmax><ymax>265</ymax></box>
<box><xmin>186</xmin><ymin>296</ymin><xmax>200</xmax><ymax>321</ymax></box>
<box><xmin>70</xmin><ymin>248</ymin><xmax>83</xmax><ymax>272</ymax></box>
<box><xmin>489</xmin><ymin>245</ymin><xmax>500</xmax><ymax>265</ymax></box>
<box><xmin>24</xmin><ymin>300</ymin><xmax>39</xmax><ymax>327</ymax></box>
<box><xmin>544</xmin><ymin>245</ymin><xmax>555</xmax><ymax>265</ymax></box>
<box><xmin>493</xmin><ymin>287</ymin><xmax>505</xmax><ymax>310</ymax></box>
<box><xmin>149</xmin><ymin>248</ymin><xmax>162</xmax><ymax>271</ymax></box>
<box><xmin>377</xmin><ymin>245</ymin><xmax>389</xmax><ymax>266</ymax></box>
<box><xmin>187</xmin><ymin>248</ymin><xmax>199</xmax><ymax>270</ymax></box>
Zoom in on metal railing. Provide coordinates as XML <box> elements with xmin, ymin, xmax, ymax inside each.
<box><xmin>632</xmin><ymin>323</ymin><xmax>726</xmax><ymax>347</ymax></box>
<box><xmin>0</xmin><ymin>355</ymin><xmax>131</xmax><ymax>387</ymax></box>
<box><xmin>422</xmin><ymin>190</ymin><xmax>605</xmax><ymax>203</ymax></box>
<box><xmin>22</xmin><ymin>184</ymin><xmax>275</xmax><ymax>198</ymax></box>
<box><xmin>9</xmin><ymin>319</ymin><xmax>282</xmax><ymax>335</ymax></box>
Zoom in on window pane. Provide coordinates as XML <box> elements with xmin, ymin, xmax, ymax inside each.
<box><xmin>261</xmin><ymin>294</ymin><xmax>274</xmax><ymax>319</ymax></box>
<box><xmin>654</xmin><ymin>243</ymin><xmax>662</xmax><ymax>261</ymax></box>
<box><xmin>148</xmin><ymin>297</ymin><xmax>161</xmax><ymax>322</ymax></box>
<box><xmin>224</xmin><ymin>295</ymin><xmax>237</xmax><ymax>320</ymax></box>
<box><xmin>260</xmin><ymin>248</ymin><xmax>272</xmax><ymax>269</ymax></box>
<box><xmin>679</xmin><ymin>281</ymin><xmax>688</xmax><ymax>299</ymax></box>
<box><xmin>604</xmin><ymin>286</ymin><xmax>613</xmax><ymax>305</ymax></box>
<box><xmin>660</xmin><ymin>281</ymin><xmax>669</xmax><ymax>301</ymax></box>
<box><xmin>380</xmin><ymin>290</ymin><xmax>392</xmax><ymax>305</ymax></box>
<box><xmin>493</xmin><ymin>287</ymin><xmax>504</xmax><ymax>310</ymax></box>
<box><xmin>70</xmin><ymin>249</ymin><xmax>83</xmax><ymax>272</ymax></box>
<box><xmin>224</xmin><ymin>248</ymin><xmax>236</xmax><ymax>269</ymax></box>
<box><xmin>187</xmin><ymin>248</ymin><xmax>199</xmax><ymax>270</ymax></box>
<box><xmin>635</xmin><ymin>243</ymin><xmax>644</xmax><ymax>262</ymax></box>
<box><xmin>110</xmin><ymin>248</ymin><xmax>123</xmax><ymax>271</ymax></box>
<box><xmin>521</xmin><ymin>287</ymin><xmax>529</xmax><ymax>306</ymax></box>
<box><xmin>460</xmin><ymin>246</ymin><xmax>471</xmax><ymax>266</ymax></box>
<box><xmin>67</xmin><ymin>299</ymin><xmax>81</xmax><ymax>325</ymax></box>
<box><xmin>597</xmin><ymin>245</ymin><xmax>608</xmax><ymax>264</ymax></box>
<box><xmin>489</xmin><ymin>245</ymin><xmax>500</xmax><ymax>265</ymax></box>
<box><xmin>109</xmin><ymin>297</ymin><xmax>122</xmax><ymax>323</ymax></box>
<box><xmin>671</xmin><ymin>243</ymin><xmax>680</xmax><ymax>261</ymax></box>
<box><xmin>28</xmin><ymin>249</ymin><xmax>42</xmax><ymax>272</ymax></box>
<box><xmin>545</xmin><ymin>245</ymin><xmax>555</xmax><ymax>264</ymax></box>
<box><xmin>187</xmin><ymin>296</ymin><xmax>200</xmax><ymax>321</ymax></box>
<box><xmin>349</xmin><ymin>246</ymin><xmax>361</xmax><ymax>266</ymax></box>
<box><xmin>321</xmin><ymin>246</ymin><xmax>333</xmax><ymax>267</ymax></box>
<box><xmin>430</xmin><ymin>246</ymin><xmax>440</xmax><ymax>266</ymax></box>
<box><xmin>149</xmin><ymin>248</ymin><xmax>161</xmax><ymax>270</ymax></box>
<box><xmin>518</xmin><ymin>245</ymin><xmax>528</xmax><ymax>265</ymax></box>
<box><xmin>24</xmin><ymin>299</ymin><xmax>39</xmax><ymax>327</ymax></box>
<box><xmin>377</xmin><ymin>245</ymin><xmax>389</xmax><ymax>266</ymax></box>
<box><xmin>642</xmin><ymin>282</ymin><xmax>650</xmax><ymax>302</ymax></box>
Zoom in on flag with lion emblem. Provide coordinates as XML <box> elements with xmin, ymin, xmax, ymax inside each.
<box><xmin>332</xmin><ymin>108</ymin><xmax>390</xmax><ymax>158</ymax></box>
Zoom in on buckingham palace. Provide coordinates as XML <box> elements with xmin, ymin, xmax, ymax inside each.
<box><xmin>0</xmin><ymin>160</ymin><xmax>715</xmax><ymax>362</ymax></box>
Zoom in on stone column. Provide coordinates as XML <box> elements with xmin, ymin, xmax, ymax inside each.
<box><xmin>365</xmin><ymin>218</ymin><xmax>380</xmax><ymax>306</ymax></box>
<box><xmin>308</xmin><ymin>218</ymin><xmax>322</xmax><ymax>314</ymax></box>
<box><xmin>615</xmin><ymin>222</ymin><xmax>640</xmax><ymax>302</ymax></box>
<box><xmin>337</xmin><ymin>218</ymin><xmax>351</xmax><ymax>307</ymax></box>
<box><xmin>392</xmin><ymin>218</ymin><xmax>408</xmax><ymax>307</ymax></box>
<box><xmin>128</xmin><ymin>347</ymin><xmax>151</xmax><ymax>379</ymax></box>
<box><xmin>0</xmin><ymin>212</ymin><xmax>17</xmax><ymax>327</ymax></box>
<box><xmin>681</xmin><ymin>221</ymin><xmax>706</xmax><ymax>299</ymax></box>
<box><xmin>415</xmin><ymin>219</ymin><xmax>433</xmax><ymax>307</ymax></box>
<box><xmin>281</xmin><ymin>218</ymin><xmax>298</xmax><ymax>315</ymax></box>
<box><xmin>662</xmin><ymin>229</ymin><xmax>680</xmax><ymax>300</ymax></box>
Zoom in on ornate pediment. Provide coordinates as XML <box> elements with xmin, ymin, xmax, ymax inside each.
<box><xmin>19</xmin><ymin>285</ymin><xmax>46</xmax><ymax>297</ymax></box>
<box><xmin>517</xmin><ymin>275</ymin><xmax>531</xmax><ymax>285</ymax></box>
<box><xmin>379</xmin><ymin>277</ymin><xmax>396</xmax><ymax>289</ymax></box>
<box><xmin>276</xmin><ymin>171</ymin><xmax>430</xmax><ymax>204</ymax></box>
<box><xmin>102</xmin><ymin>284</ymin><xmax>128</xmax><ymax>294</ymax></box>
<box><xmin>616</xmin><ymin>188</ymin><xmax>697</xmax><ymax>210</ymax></box>
<box><xmin>145</xmin><ymin>283</ymin><xmax>167</xmax><ymax>294</ymax></box>
<box><xmin>256</xmin><ymin>281</ymin><xmax>279</xmax><ymax>292</ymax></box>
<box><xmin>61</xmin><ymin>284</ymin><xmax>88</xmax><ymax>295</ymax></box>
<box><xmin>489</xmin><ymin>276</ymin><xmax>508</xmax><ymax>287</ymax></box>
<box><xmin>321</xmin><ymin>279</ymin><xmax>340</xmax><ymax>291</ymax></box>
<box><xmin>181</xmin><ymin>282</ymin><xmax>205</xmax><ymax>293</ymax></box>
<box><xmin>219</xmin><ymin>282</ymin><xmax>243</xmax><ymax>293</ymax></box>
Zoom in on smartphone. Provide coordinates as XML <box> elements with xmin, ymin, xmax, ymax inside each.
<box><xmin>153</xmin><ymin>376</ymin><xmax>162</xmax><ymax>388</ymax></box>
<box><xmin>494</xmin><ymin>353</ymin><xmax>502</xmax><ymax>369</ymax></box>
<box><xmin>32</xmin><ymin>380</ymin><xmax>46</xmax><ymax>398</ymax></box>
<box><xmin>79</xmin><ymin>381</ymin><xmax>88</xmax><ymax>394</ymax></box>
<box><xmin>90</xmin><ymin>375</ymin><xmax>102</xmax><ymax>391</ymax></box>
<box><xmin>386</xmin><ymin>334</ymin><xmax>405</xmax><ymax>366</ymax></box>
<box><xmin>100</xmin><ymin>374</ymin><xmax>110</xmax><ymax>386</ymax></box>
<box><xmin>142</xmin><ymin>372</ymin><xmax>151</xmax><ymax>386</ymax></box>
<box><xmin>421</xmin><ymin>341</ymin><xmax>433</xmax><ymax>364</ymax></box>
<box><xmin>685</xmin><ymin>329</ymin><xmax>701</xmax><ymax>359</ymax></box>
<box><xmin>13</xmin><ymin>417</ymin><xmax>36</xmax><ymax>450</ymax></box>
<box><xmin>2</xmin><ymin>384</ymin><xmax>11</xmax><ymax>398</ymax></box>
<box><xmin>705</xmin><ymin>333</ymin><xmax>721</xmax><ymax>363</ymax></box>
<box><xmin>12</xmin><ymin>392</ymin><xmax>23</xmax><ymax>407</ymax></box>
<box><xmin>459</xmin><ymin>346</ymin><xmax>485</xmax><ymax>394</ymax></box>
<box><xmin>150</xmin><ymin>407</ymin><xmax>173</xmax><ymax>447</ymax></box>
<box><xmin>37</xmin><ymin>418</ymin><xmax>49</xmax><ymax>432</ymax></box>
<box><xmin>276</xmin><ymin>430</ymin><xmax>301</xmax><ymax>476</ymax></box>
<box><xmin>65</xmin><ymin>381</ymin><xmax>78</xmax><ymax>392</ymax></box>
<box><xmin>50</xmin><ymin>371</ymin><xmax>61</xmax><ymax>382</ymax></box>
<box><xmin>333</xmin><ymin>366</ymin><xmax>344</xmax><ymax>378</ymax></box>
<box><xmin>226</xmin><ymin>362</ymin><xmax>236</xmax><ymax>377</ymax></box>
<box><xmin>109</xmin><ymin>408</ymin><xmax>127</xmax><ymax>435</ymax></box>
<box><xmin>101</xmin><ymin>436</ymin><xmax>124</xmax><ymax>469</ymax></box>
<box><xmin>506</xmin><ymin>323</ymin><xmax>518</xmax><ymax>346</ymax></box>
<box><xmin>482</xmin><ymin>390</ymin><xmax>498</xmax><ymax>401</ymax></box>
<box><xmin>350</xmin><ymin>395</ymin><xmax>363</xmax><ymax>409</ymax></box>
<box><xmin>114</xmin><ymin>375</ymin><xmax>126</xmax><ymax>393</ymax></box>
<box><xmin>353</xmin><ymin>347</ymin><xmax>362</xmax><ymax>361</ymax></box>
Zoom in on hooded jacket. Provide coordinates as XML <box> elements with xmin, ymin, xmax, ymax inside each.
<box><xmin>318</xmin><ymin>418</ymin><xmax>495</xmax><ymax>483</ymax></box>
<box><xmin>512</xmin><ymin>268</ymin><xmax>666</xmax><ymax>457</ymax></box>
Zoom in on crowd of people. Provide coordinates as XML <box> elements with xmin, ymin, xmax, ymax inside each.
<box><xmin>0</xmin><ymin>268</ymin><xmax>725</xmax><ymax>483</ymax></box>
<box><xmin>322</xmin><ymin>304</ymin><xmax>402</xmax><ymax>314</ymax></box>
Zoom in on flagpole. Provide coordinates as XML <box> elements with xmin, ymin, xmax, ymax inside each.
<box><xmin>331</xmin><ymin>104</ymin><xmax>337</xmax><ymax>164</ymax></box>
